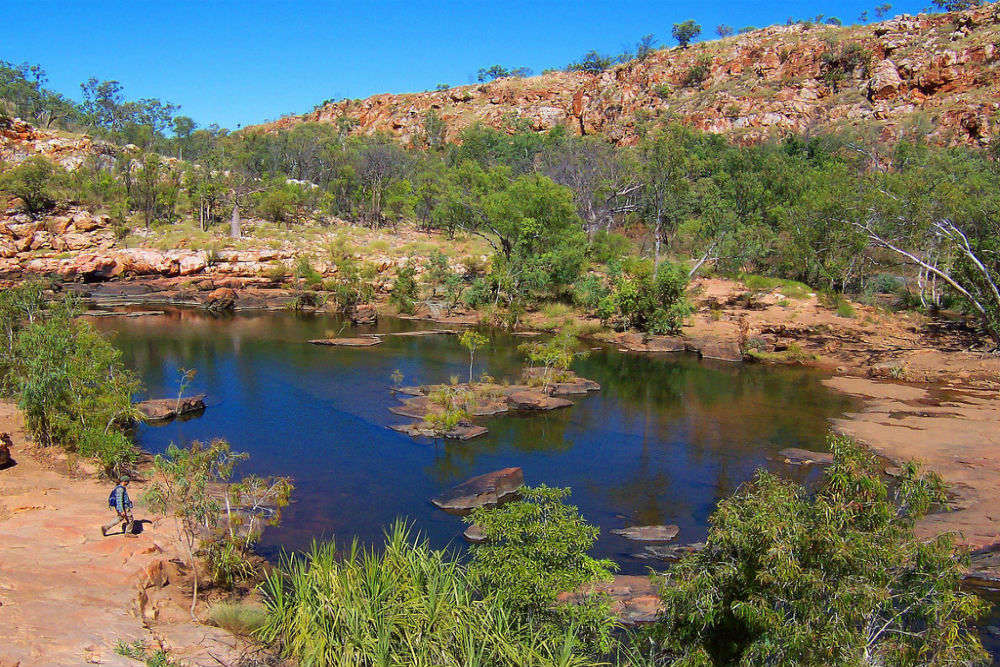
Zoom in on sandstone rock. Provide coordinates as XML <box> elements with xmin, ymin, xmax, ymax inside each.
<box><xmin>869</xmin><ymin>59</ymin><xmax>903</xmax><ymax>100</ymax></box>
<box><xmin>349</xmin><ymin>303</ymin><xmax>378</xmax><ymax>324</ymax></box>
<box><xmin>136</xmin><ymin>395</ymin><xmax>206</xmax><ymax>423</ymax></box>
<box><xmin>507</xmin><ymin>390</ymin><xmax>574</xmax><ymax>411</ymax></box>
<box><xmin>431</xmin><ymin>467</ymin><xmax>524</xmax><ymax>514</ymax></box>
<box><xmin>390</xmin><ymin>421</ymin><xmax>489</xmax><ymax>440</ymax></box>
<box><xmin>309</xmin><ymin>336</ymin><xmax>382</xmax><ymax>347</ymax></box>
<box><xmin>463</xmin><ymin>524</ymin><xmax>487</xmax><ymax>543</ymax></box>
<box><xmin>203</xmin><ymin>287</ymin><xmax>236</xmax><ymax>310</ymax></box>
<box><xmin>557</xmin><ymin>575</ymin><xmax>662</xmax><ymax>625</ymax></box>
<box><xmin>0</xmin><ymin>432</ymin><xmax>12</xmax><ymax>468</ymax></box>
<box><xmin>612</xmin><ymin>525</ymin><xmax>680</xmax><ymax>543</ymax></box>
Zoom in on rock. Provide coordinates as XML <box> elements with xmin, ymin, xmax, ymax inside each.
<box><xmin>868</xmin><ymin>59</ymin><xmax>903</xmax><ymax>100</ymax></box>
<box><xmin>349</xmin><ymin>304</ymin><xmax>378</xmax><ymax>325</ymax></box>
<box><xmin>136</xmin><ymin>395</ymin><xmax>206</xmax><ymax>423</ymax></box>
<box><xmin>634</xmin><ymin>541</ymin><xmax>706</xmax><ymax>562</ymax></box>
<box><xmin>390</xmin><ymin>422</ymin><xmax>489</xmax><ymax>440</ymax></box>
<box><xmin>777</xmin><ymin>447</ymin><xmax>834</xmax><ymax>465</ymax></box>
<box><xmin>431</xmin><ymin>467</ymin><xmax>524</xmax><ymax>514</ymax></box>
<box><xmin>203</xmin><ymin>287</ymin><xmax>236</xmax><ymax>310</ymax></box>
<box><xmin>612</xmin><ymin>525</ymin><xmax>680</xmax><ymax>543</ymax></box>
<box><xmin>138</xmin><ymin>559</ymin><xmax>170</xmax><ymax>589</ymax></box>
<box><xmin>309</xmin><ymin>336</ymin><xmax>382</xmax><ymax>347</ymax></box>
<box><xmin>507</xmin><ymin>390</ymin><xmax>573</xmax><ymax>411</ymax></box>
<box><xmin>0</xmin><ymin>432</ymin><xmax>12</xmax><ymax>468</ymax></box>
<box><xmin>463</xmin><ymin>524</ymin><xmax>487</xmax><ymax>543</ymax></box>
<box><xmin>557</xmin><ymin>575</ymin><xmax>662</xmax><ymax>625</ymax></box>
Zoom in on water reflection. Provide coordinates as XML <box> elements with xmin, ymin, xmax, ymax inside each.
<box><xmin>93</xmin><ymin>308</ymin><xmax>855</xmax><ymax>571</ymax></box>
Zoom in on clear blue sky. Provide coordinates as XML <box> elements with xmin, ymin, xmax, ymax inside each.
<box><xmin>3</xmin><ymin>0</ymin><xmax>930</xmax><ymax>130</ymax></box>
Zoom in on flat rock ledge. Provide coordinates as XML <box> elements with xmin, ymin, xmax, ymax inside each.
<box><xmin>431</xmin><ymin>467</ymin><xmax>524</xmax><ymax>515</ymax></box>
<box><xmin>612</xmin><ymin>525</ymin><xmax>680</xmax><ymax>543</ymax></box>
<box><xmin>390</xmin><ymin>371</ymin><xmax>599</xmax><ymax>439</ymax></box>
<box><xmin>309</xmin><ymin>336</ymin><xmax>381</xmax><ymax>347</ymax></box>
<box><xmin>136</xmin><ymin>395</ymin><xmax>206</xmax><ymax>423</ymax></box>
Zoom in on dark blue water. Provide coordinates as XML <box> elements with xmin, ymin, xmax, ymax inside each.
<box><xmin>92</xmin><ymin>307</ymin><xmax>854</xmax><ymax>572</ymax></box>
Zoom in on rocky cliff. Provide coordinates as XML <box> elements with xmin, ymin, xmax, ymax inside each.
<box><xmin>253</xmin><ymin>6</ymin><xmax>1000</xmax><ymax>146</ymax></box>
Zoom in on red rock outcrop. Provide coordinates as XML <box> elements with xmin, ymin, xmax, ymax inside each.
<box><xmin>252</xmin><ymin>6</ymin><xmax>1000</xmax><ymax>146</ymax></box>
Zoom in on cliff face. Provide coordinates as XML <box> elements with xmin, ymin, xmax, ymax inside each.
<box><xmin>254</xmin><ymin>6</ymin><xmax>1000</xmax><ymax>146</ymax></box>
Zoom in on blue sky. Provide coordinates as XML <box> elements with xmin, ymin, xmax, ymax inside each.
<box><xmin>4</xmin><ymin>0</ymin><xmax>930</xmax><ymax>130</ymax></box>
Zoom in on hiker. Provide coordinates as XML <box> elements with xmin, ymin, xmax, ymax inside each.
<box><xmin>101</xmin><ymin>476</ymin><xmax>136</xmax><ymax>537</ymax></box>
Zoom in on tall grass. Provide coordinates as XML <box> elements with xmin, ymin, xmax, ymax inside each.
<box><xmin>257</xmin><ymin>521</ymin><xmax>600</xmax><ymax>666</ymax></box>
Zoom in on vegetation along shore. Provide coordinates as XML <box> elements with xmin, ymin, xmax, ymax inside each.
<box><xmin>2</xmin><ymin>1</ymin><xmax>1000</xmax><ymax>664</ymax></box>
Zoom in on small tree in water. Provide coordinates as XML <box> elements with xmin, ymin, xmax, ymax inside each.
<box><xmin>646</xmin><ymin>434</ymin><xmax>989</xmax><ymax>665</ymax></box>
<box><xmin>459</xmin><ymin>329</ymin><xmax>488</xmax><ymax>384</ymax></box>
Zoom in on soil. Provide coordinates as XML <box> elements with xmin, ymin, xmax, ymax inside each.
<box><xmin>0</xmin><ymin>403</ymin><xmax>259</xmax><ymax>667</ymax></box>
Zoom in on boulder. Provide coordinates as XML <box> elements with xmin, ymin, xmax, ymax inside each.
<box><xmin>0</xmin><ymin>432</ymin><xmax>12</xmax><ymax>468</ymax></box>
<box><xmin>463</xmin><ymin>524</ymin><xmax>487</xmax><ymax>543</ymax></box>
<box><xmin>612</xmin><ymin>525</ymin><xmax>680</xmax><ymax>543</ymax></box>
<box><xmin>777</xmin><ymin>447</ymin><xmax>834</xmax><ymax>465</ymax></box>
<box><xmin>557</xmin><ymin>575</ymin><xmax>662</xmax><ymax>625</ymax></box>
<box><xmin>349</xmin><ymin>304</ymin><xmax>378</xmax><ymax>325</ymax></box>
<box><xmin>431</xmin><ymin>467</ymin><xmax>524</xmax><ymax>514</ymax></box>
<box><xmin>203</xmin><ymin>287</ymin><xmax>236</xmax><ymax>311</ymax></box>
<box><xmin>390</xmin><ymin>421</ymin><xmax>489</xmax><ymax>440</ymax></box>
<box><xmin>507</xmin><ymin>390</ymin><xmax>573</xmax><ymax>411</ymax></box>
<box><xmin>136</xmin><ymin>395</ymin><xmax>206</xmax><ymax>423</ymax></box>
<box><xmin>869</xmin><ymin>59</ymin><xmax>903</xmax><ymax>100</ymax></box>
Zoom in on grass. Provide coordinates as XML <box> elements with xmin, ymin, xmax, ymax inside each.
<box><xmin>739</xmin><ymin>274</ymin><xmax>812</xmax><ymax>300</ymax></box>
<box><xmin>206</xmin><ymin>601</ymin><xmax>268</xmax><ymax>635</ymax></box>
<box><xmin>744</xmin><ymin>342</ymin><xmax>819</xmax><ymax>364</ymax></box>
<box><xmin>257</xmin><ymin>521</ymin><xmax>599</xmax><ymax>666</ymax></box>
<box><xmin>114</xmin><ymin>640</ymin><xmax>175</xmax><ymax>666</ymax></box>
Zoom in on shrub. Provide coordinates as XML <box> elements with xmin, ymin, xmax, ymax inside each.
<box><xmin>682</xmin><ymin>57</ymin><xmax>712</xmax><ymax>87</ymax></box>
<box><xmin>672</xmin><ymin>20</ymin><xmax>702</xmax><ymax>47</ymax></box>
<box><xmin>820</xmin><ymin>41</ymin><xmax>871</xmax><ymax>90</ymax></box>
<box><xmin>468</xmin><ymin>485</ymin><xmax>617</xmax><ymax>653</ymax></box>
<box><xmin>599</xmin><ymin>261</ymin><xmax>691</xmax><ymax>334</ymax></box>
<box><xmin>389</xmin><ymin>263</ymin><xmax>418</xmax><ymax>314</ymax></box>
<box><xmin>0</xmin><ymin>156</ymin><xmax>58</xmax><ymax>215</ymax></box>
<box><xmin>572</xmin><ymin>274</ymin><xmax>610</xmax><ymax>311</ymax></box>
<box><xmin>293</xmin><ymin>257</ymin><xmax>322</xmax><ymax>286</ymax></box>
<box><xmin>76</xmin><ymin>427</ymin><xmax>137</xmax><ymax>479</ymax></box>
<box><xmin>648</xmin><ymin>434</ymin><xmax>989</xmax><ymax>665</ymax></box>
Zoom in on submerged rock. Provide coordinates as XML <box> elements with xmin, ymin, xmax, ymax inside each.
<box><xmin>634</xmin><ymin>542</ymin><xmax>707</xmax><ymax>562</ymax></box>
<box><xmin>612</xmin><ymin>525</ymin><xmax>680</xmax><ymax>543</ymax></box>
<box><xmin>777</xmin><ymin>447</ymin><xmax>834</xmax><ymax>465</ymax></box>
<box><xmin>431</xmin><ymin>467</ymin><xmax>524</xmax><ymax>514</ymax></box>
<box><xmin>390</xmin><ymin>422</ymin><xmax>489</xmax><ymax>441</ymax></box>
<box><xmin>136</xmin><ymin>395</ymin><xmax>206</xmax><ymax>423</ymax></box>
<box><xmin>308</xmin><ymin>337</ymin><xmax>382</xmax><ymax>347</ymax></box>
<box><xmin>463</xmin><ymin>524</ymin><xmax>487</xmax><ymax>543</ymax></box>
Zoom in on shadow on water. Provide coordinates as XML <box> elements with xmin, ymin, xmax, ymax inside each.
<box><xmin>93</xmin><ymin>307</ymin><xmax>856</xmax><ymax>572</ymax></box>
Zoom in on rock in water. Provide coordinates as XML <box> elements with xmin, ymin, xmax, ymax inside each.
<box><xmin>463</xmin><ymin>524</ymin><xmax>487</xmax><ymax>543</ymax></box>
<box><xmin>431</xmin><ymin>467</ymin><xmax>524</xmax><ymax>514</ymax></box>
<box><xmin>507</xmin><ymin>390</ymin><xmax>573</xmax><ymax>411</ymax></box>
<box><xmin>777</xmin><ymin>447</ymin><xmax>834</xmax><ymax>465</ymax></box>
<box><xmin>612</xmin><ymin>525</ymin><xmax>680</xmax><ymax>543</ymax></box>
<box><xmin>136</xmin><ymin>395</ymin><xmax>207</xmax><ymax>423</ymax></box>
<box><xmin>308</xmin><ymin>337</ymin><xmax>382</xmax><ymax>347</ymax></box>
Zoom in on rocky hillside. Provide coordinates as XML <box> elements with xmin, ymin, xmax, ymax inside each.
<box><xmin>254</xmin><ymin>5</ymin><xmax>1000</xmax><ymax>146</ymax></box>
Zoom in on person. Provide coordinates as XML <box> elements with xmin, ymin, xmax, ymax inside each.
<box><xmin>101</xmin><ymin>476</ymin><xmax>136</xmax><ymax>537</ymax></box>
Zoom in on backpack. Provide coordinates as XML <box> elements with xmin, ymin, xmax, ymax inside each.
<box><xmin>108</xmin><ymin>485</ymin><xmax>121</xmax><ymax>509</ymax></box>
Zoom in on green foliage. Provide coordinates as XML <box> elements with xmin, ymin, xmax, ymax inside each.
<box><xmin>293</xmin><ymin>256</ymin><xmax>323</xmax><ymax>287</ymax></box>
<box><xmin>820</xmin><ymin>41</ymin><xmax>871</xmax><ymax>90</ymax></box>
<box><xmin>649</xmin><ymin>434</ymin><xmax>990</xmax><ymax>665</ymax></box>
<box><xmin>597</xmin><ymin>261</ymin><xmax>691</xmax><ymax>334</ymax></box>
<box><xmin>672</xmin><ymin>20</ymin><xmax>702</xmax><ymax>47</ymax></box>
<box><xmin>682</xmin><ymin>57</ymin><xmax>712</xmax><ymax>87</ymax></box>
<box><xmin>206</xmin><ymin>601</ymin><xmax>267</xmax><ymax>635</ymax></box>
<box><xmin>0</xmin><ymin>156</ymin><xmax>58</xmax><ymax>215</ymax></box>
<box><xmin>567</xmin><ymin>51</ymin><xmax>614</xmax><ymax>74</ymax></box>
<box><xmin>259</xmin><ymin>521</ymin><xmax>603</xmax><ymax>666</ymax></box>
<box><xmin>389</xmin><ymin>262</ymin><xmax>419</xmax><ymax>314</ymax></box>
<box><xmin>468</xmin><ymin>486</ymin><xmax>617</xmax><ymax>652</ymax></box>
<box><xmin>459</xmin><ymin>329</ymin><xmax>489</xmax><ymax>383</ymax></box>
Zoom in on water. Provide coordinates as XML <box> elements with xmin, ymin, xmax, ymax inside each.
<box><xmin>92</xmin><ymin>307</ymin><xmax>855</xmax><ymax>570</ymax></box>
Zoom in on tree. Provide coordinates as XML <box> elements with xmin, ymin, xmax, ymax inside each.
<box><xmin>672</xmin><ymin>20</ymin><xmax>702</xmax><ymax>47</ymax></box>
<box><xmin>716</xmin><ymin>24</ymin><xmax>734</xmax><ymax>37</ymax></box>
<box><xmin>567</xmin><ymin>50</ymin><xmax>614</xmax><ymax>74</ymax></box>
<box><xmin>142</xmin><ymin>439</ymin><xmax>247</xmax><ymax>618</ymax></box>
<box><xmin>932</xmin><ymin>0</ymin><xmax>980</xmax><ymax>10</ymax></box>
<box><xmin>635</xmin><ymin>34</ymin><xmax>658</xmax><ymax>59</ymax></box>
<box><xmin>649</xmin><ymin>434</ymin><xmax>989</xmax><ymax>665</ymax></box>
<box><xmin>421</xmin><ymin>109</ymin><xmax>446</xmax><ymax>150</ymax></box>
<box><xmin>459</xmin><ymin>330</ymin><xmax>488</xmax><ymax>383</ymax></box>
<box><xmin>477</xmin><ymin>65</ymin><xmax>510</xmax><ymax>82</ymax></box>
<box><xmin>0</xmin><ymin>156</ymin><xmax>58</xmax><ymax>216</ymax></box>
<box><xmin>874</xmin><ymin>3</ymin><xmax>893</xmax><ymax>19</ymax></box>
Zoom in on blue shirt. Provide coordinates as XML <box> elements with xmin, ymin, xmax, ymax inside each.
<box><xmin>112</xmin><ymin>485</ymin><xmax>133</xmax><ymax>512</ymax></box>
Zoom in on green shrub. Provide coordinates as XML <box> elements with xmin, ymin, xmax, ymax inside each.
<box><xmin>648</xmin><ymin>434</ymin><xmax>988</xmax><ymax>665</ymax></box>
<box><xmin>600</xmin><ymin>261</ymin><xmax>691</xmax><ymax>334</ymax></box>
<box><xmin>587</xmin><ymin>230</ymin><xmax>632</xmax><ymax>264</ymax></box>
<box><xmin>293</xmin><ymin>257</ymin><xmax>322</xmax><ymax>287</ymax></box>
<box><xmin>0</xmin><ymin>156</ymin><xmax>58</xmax><ymax>215</ymax></box>
<box><xmin>572</xmin><ymin>274</ymin><xmax>610</xmax><ymax>310</ymax></box>
<box><xmin>468</xmin><ymin>486</ymin><xmax>617</xmax><ymax>653</ymax></box>
<box><xmin>76</xmin><ymin>427</ymin><xmax>137</xmax><ymax>478</ymax></box>
<box><xmin>389</xmin><ymin>263</ymin><xmax>419</xmax><ymax>314</ymax></box>
<box><xmin>682</xmin><ymin>57</ymin><xmax>712</xmax><ymax>87</ymax></box>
